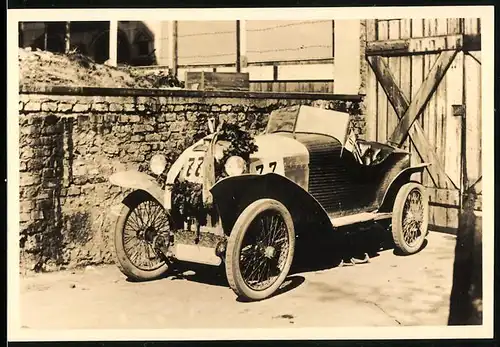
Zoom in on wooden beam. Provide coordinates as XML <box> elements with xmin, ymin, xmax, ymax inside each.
<box><xmin>64</xmin><ymin>21</ymin><xmax>71</xmax><ymax>54</ymax></box>
<box><xmin>44</xmin><ymin>23</ymin><xmax>48</xmax><ymax>51</ymax></box>
<box><xmin>167</xmin><ymin>21</ymin><xmax>178</xmax><ymax>76</ymax></box>
<box><xmin>366</xmin><ymin>34</ymin><xmax>480</xmax><ymax>56</ymax></box>
<box><xmin>236</xmin><ymin>20</ymin><xmax>247</xmax><ymax>72</ymax></box>
<box><xmin>389</xmin><ymin>50</ymin><xmax>457</xmax><ymax>145</ymax></box>
<box><xmin>108</xmin><ymin>20</ymin><xmax>118</xmax><ymax>67</ymax></box>
<box><xmin>19</xmin><ymin>22</ymin><xmax>24</xmax><ymax>48</ymax></box>
<box><xmin>367</xmin><ymin>55</ymin><xmax>457</xmax><ymax>189</ymax></box>
<box><xmin>236</xmin><ymin>20</ymin><xmax>241</xmax><ymax>72</ymax></box>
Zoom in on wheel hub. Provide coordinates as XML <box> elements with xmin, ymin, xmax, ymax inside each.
<box><xmin>137</xmin><ymin>227</ymin><xmax>156</xmax><ymax>242</ymax></box>
<box><xmin>263</xmin><ymin>246</ymin><xmax>276</xmax><ymax>259</ymax></box>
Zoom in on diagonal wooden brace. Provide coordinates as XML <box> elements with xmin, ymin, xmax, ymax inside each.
<box><xmin>388</xmin><ymin>50</ymin><xmax>458</xmax><ymax>146</ymax></box>
<box><xmin>367</xmin><ymin>54</ymin><xmax>458</xmax><ymax>190</ymax></box>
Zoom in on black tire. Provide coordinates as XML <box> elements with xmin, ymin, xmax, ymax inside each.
<box><xmin>225</xmin><ymin>199</ymin><xmax>295</xmax><ymax>301</ymax></box>
<box><xmin>114</xmin><ymin>193</ymin><xmax>171</xmax><ymax>281</ymax></box>
<box><xmin>391</xmin><ymin>182</ymin><xmax>429</xmax><ymax>255</ymax></box>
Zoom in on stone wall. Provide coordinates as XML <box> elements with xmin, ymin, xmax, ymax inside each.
<box><xmin>18</xmin><ymin>87</ymin><xmax>364</xmax><ymax>272</ymax></box>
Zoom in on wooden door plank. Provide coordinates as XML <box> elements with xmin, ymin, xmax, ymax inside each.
<box><xmin>464</xmin><ymin>18</ymin><xmax>480</xmax><ymax>35</ymax></box>
<box><xmin>365</xmin><ymin>19</ymin><xmax>378</xmax><ymax>141</ymax></box>
<box><xmin>388</xmin><ymin>50</ymin><xmax>457</xmax><ymax>146</ymax></box>
<box><xmin>432</xmin><ymin>18</ymin><xmax>449</xmax><ymax>228</ymax></box>
<box><xmin>444</xmin><ymin>51</ymin><xmax>464</xmax><ymax>189</ymax></box>
<box><xmin>376</xmin><ymin>20</ymin><xmax>389</xmax><ymax>142</ymax></box>
<box><xmin>367</xmin><ymin>55</ymin><xmax>457</xmax><ymax>189</ymax></box>
<box><xmin>428</xmin><ymin>187</ymin><xmax>460</xmax><ymax>206</ymax></box>
<box><xmin>400</xmin><ymin>19</ymin><xmax>412</xmax><ymax>152</ymax></box>
<box><xmin>387</xmin><ymin>20</ymin><xmax>401</xmax><ymax>141</ymax></box>
<box><xmin>464</xmin><ymin>52</ymin><xmax>482</xmax><ymax>195</ymax></box>
<box><xmin>365</xmin><ymin>34</ymin><xmax>466</xmax><ymax>56</ymax></box>
<box><xmin>447</xmin><ymin>18</ymin><xmax>462</xmax><ymax>35</ymax></box>
<box><xmin>410</xmin><ymin>19</ymin><xmax>425</xmax><ymax>180</ymax></box>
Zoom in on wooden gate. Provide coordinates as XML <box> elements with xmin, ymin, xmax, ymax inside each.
<box><xmin>364</xmin><ymin>18</ymin><xmax>482</xmax><ymax>233</ymax></box>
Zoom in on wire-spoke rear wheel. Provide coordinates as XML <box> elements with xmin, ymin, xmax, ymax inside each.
<box><xmin>391</xmin><ymin>182</ymin><xmax>429</xmax><ymax>255</ymax></box>
<box><xmin>225</xmin><ymin>199</ymin><xmax>295</xmax><ymax>301</ymax></box>
<box><xmin>114</xmin><ymin>192</ymin><xmax>171</xmax><ymax>281</ymax></box>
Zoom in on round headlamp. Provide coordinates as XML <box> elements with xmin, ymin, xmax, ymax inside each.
<box><xmin>224</xmin><ymin>156</ymin><xmax>246</xmax><ymax>176</ymax></box>
<box><xmin>214</xmin><ymin>144</ymin><xmax>225</xmax><ymax>161</ymax></box>
<box><xmin>150</xmin><ymin>154</ymin><xmax>167</xmax><ymax>175</ymax></box>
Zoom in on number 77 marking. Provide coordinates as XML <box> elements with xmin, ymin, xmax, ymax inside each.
<box><xmin>269</xmin><ymin>161</ymin><xmax>277</xmax><ymax>172</ymax></box>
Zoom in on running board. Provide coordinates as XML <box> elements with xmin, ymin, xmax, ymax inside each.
<box><xmin>329</xmin><ymin>212</ymin><xmax>392</xmax><ymax>228</ymax></box>
<box><xmin>172</xmin><ymin>244</ymin><xmax>222</xmax><ymax>266</ymax></box>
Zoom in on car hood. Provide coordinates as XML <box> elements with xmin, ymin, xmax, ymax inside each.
<box><xmin>249</xmin><ymin>133</ymin><xmax>309</xmax><ymax>160</ymax></box>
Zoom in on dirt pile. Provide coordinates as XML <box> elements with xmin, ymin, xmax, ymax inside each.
<box><xmin>18</xmin><ymin>48</ymin><xmax>183</xmax><ymax>89</ymax></box>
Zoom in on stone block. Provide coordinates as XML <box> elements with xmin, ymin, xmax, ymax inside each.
<box><xmin>145</xmin><ymin>133</ymin><xmax>161</xmax><ymax>142</ymax></box>
<box><xmin>237</xmin><ymin>112</ymin><xmax>246</xmax><ymax>122</ymax></box>
<box><xmin>19</xmin><ymin>212</ymin><xmax>31</xmax><ymax>223</ymax></box>
<box><xmin>165</xmin><ymin>113</ymin><xmax>176</xmax><ymax>122</ymax></box>
<box><xmin>73</xmin><ymin>103</ymin><xmax>90</xmax><ymax>112</ymax></box>
<box><xmin>91</xmin><ymin>103</ymin><xmax>109</xmax><ymax>112</ymax></box>
<box><xmin>109</xmin><ymin>103</ymin><xmax>123</xmax><ymax>112</ymax></box>
<box><xmin>67</xmin><ymin>186</ymin><xmax>81</xmax><ymax>196</ymax></box>
<box><xmin>20</xmin><ymin>173</ymin><xmax>40</xmax><ymax>187</ymax></box>
<box><xmin>41</xmin><ymin>102</ymin><xmax>58</xmax><ymax>112</ymax></box>
<box><xmin>58</xmin><ymin>103</ymin><xmax>73</xmax><ymax>112</ymax></box>
<box><xmin>124</xmin><ymin>103</ymin><xmax>135</xmax><ymax>112</ymax></box>
<box><xmin>19</xmin><ymin>201</ymin><xmax>33</xmax><ymax>213</ymax></box>
<box><xmin>169</xmin><ymin>121</ymin><xmax>186</xmax><ymax>132</ymax></box>
<box><xmin>130</xmin><ymin>134</ymin><xmax>144</xmax><ymax>142</ymax></box>
<box><xmin>24</xmin><ymin>102</ymin><xmax>41</xmax><ymax>112</ymax></box>
<box><xmin>129</xmin><ymin>115</ymin><xmax>141</xmax><ymax>123</ymax></box>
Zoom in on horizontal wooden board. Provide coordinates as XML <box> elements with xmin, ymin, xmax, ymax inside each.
<box><xmin>427</xmin><ymin>187</ymin><xmax>460</xmax><ymax>206</ymax></box>
<box><xmin>366</xmin><ymin>34</ymin><xmax>481</xmax><ymax>56</ymax></box>
<box><xmin>249</xmin><ymin>80</ymin><xmax>334</xmax><ymax>93</ymax></box>
<box><xmin>185</xmin><ymin>71</ymin><xmax>250</xmax><ymax>91</ymax></box>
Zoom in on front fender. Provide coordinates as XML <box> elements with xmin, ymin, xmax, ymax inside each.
<box><xmin>379</xmin><ymin>163</ymin><xmax>430</xmax><ymax>212</ymax></box>
<box><xmin>210</xmin><ymin>173</ymin><xmax>332</xmax><ymax>235</ymax></box>
<box><xmin>109</xmin><ymin>170</ymin><xmax>165</xmax><ymax>208</ymax></box>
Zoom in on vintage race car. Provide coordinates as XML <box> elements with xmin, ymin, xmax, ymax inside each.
<box><xmin>109</xmin><ymin>105</ymin><xmax>430</xmax><ymax>301</ymax></box>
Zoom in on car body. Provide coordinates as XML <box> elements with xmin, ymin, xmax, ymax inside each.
<box><xmin>110</xmin><ymin>105</ymin><xmax>430</xmax><ymax>301</ymax></box>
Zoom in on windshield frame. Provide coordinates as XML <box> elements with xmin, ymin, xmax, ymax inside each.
<box><xmin>265</xmin><ymin>106</ymin><xmax>300</xmax><ymax>134</ymax></box>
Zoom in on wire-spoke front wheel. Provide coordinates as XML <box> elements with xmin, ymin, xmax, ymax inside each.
<box><xmin>391</xmin><ymin>182</ymin><xmax>429</xmax><ymax>255</ymax></box>
<box><xmin>226</xmin><ymin>199</ymin><xmax>295</xmax><ymax>301</ymax></box>
<box><xmin>114</xmin><ymin>192</ymin><xmax>171</xmax><ymax>281</ymax></box>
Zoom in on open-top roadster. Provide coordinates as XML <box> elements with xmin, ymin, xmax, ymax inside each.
<box><xmin>109</xmin><ymin>105</ymin><xmax>430</xmax><ymax>301</ymax></box>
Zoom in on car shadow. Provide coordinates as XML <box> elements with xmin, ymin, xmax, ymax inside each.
<box><xmin>392</xmin><ymin>238</ymin><xmax>428</xmax><ymax>256</ymax></box>
<box><xmin>128</xmin><ymin>224</ymin><xmax>395</xmax><ymax>296</ymax></box>
<box><xmin>167</xmin><ymin>262</ymin><xmax>229</xmax><ymax>287</ymax></box>
<box><xmin>235</xmin><ymin>275</ymin><xmax>306</xmax><ymax>302</ymax></box>
<box><xmin>290</xmin><ymin>223</ymin><xmax>395</xmax><ymax>275</ymax></box>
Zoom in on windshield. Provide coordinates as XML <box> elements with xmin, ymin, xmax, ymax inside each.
<box><xmin>265</xmin><ymin>106</ymin><xmax>300</xmax><ymax>133</ymax></box>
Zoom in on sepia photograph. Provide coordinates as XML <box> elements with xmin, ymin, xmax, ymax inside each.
<box><xmin>7</xmin><ymin>6</ymin><xmax>494</xmax><ymax>341</ymax></box>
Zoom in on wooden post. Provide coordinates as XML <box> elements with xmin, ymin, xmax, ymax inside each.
<box><xmin>236</xmin><ymin>20</ymin><xmax>241</xmax><ymax>72</ymax></box>
<box><xmin>167</xmin><ymin>21</ymin><xmax>178</xmax><ymax>76</ymax></box>
<box><xmin>108</xmin><ymin>20</ymin><xmax>118</xmax><ymax>66</ymax></box>
<box><xmin>236</xmin><ymin>20</ymin><xmax>247</xmax><ymax>72</ymax></box>
<box><xmin>364</xmin><ymin>19</ymin><xmax>377</xmax><ymax>141</ymax></box>
<box><xmin>334</xmin><ymin>20</ymin><xmax>361</xmax><ymax>94</ymax></box>
<box><xmin>44</xmin><ymin>23</ymin><xmax>48</xmax><ymax>51</ymax></box>
<box><xmin>64</xmin><ymin>21</ymin><xmax>71</xmax><ymax>53</ymax></box>
<box><xmin>19</xmin><ymin>22</ymin><xmax>24</xmax><ymax>48</ymax></box>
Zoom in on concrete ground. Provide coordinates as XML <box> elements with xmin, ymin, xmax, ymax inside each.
<box><xmin>19</xmin><ymin>231</ymin><xmax>456</xmax><ymax>329</ymax></box>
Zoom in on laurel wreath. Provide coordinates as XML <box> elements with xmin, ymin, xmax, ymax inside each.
<box><xmin>170</xmin><ymin>123</ymin><xmax>258</xmax><ymax>225</ymax></box>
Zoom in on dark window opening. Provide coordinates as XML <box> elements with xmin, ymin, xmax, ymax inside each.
<box><xmin>136</xmin><ymin>40</ymin><xmax>150</xmax><ymax>56</ymax></box>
